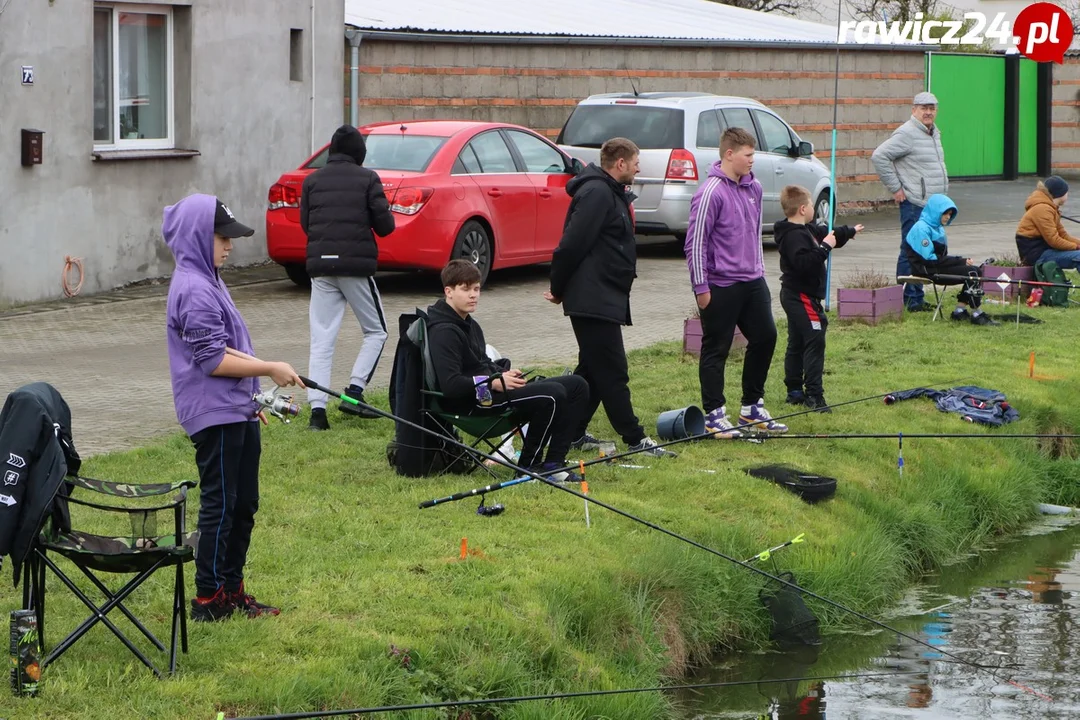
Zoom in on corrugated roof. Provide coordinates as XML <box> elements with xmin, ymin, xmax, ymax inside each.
<box><xmin>344</xmin><ymin>0</ymin><xmax>847</xmax><ymax>44</ymax></box>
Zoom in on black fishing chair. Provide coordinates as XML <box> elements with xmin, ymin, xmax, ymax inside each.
<box><xmin>897</xmin><ymin>274</ymin><xmax>946</xmax><ymax>321</ymax></box>
<box><xmin>405</xmin><ymin>314</ymin><xmax>526</xmax><ymax>479</ymax></box>
<box><xmin>22</xmin><ymin>475</ymin><xmax>199</xmax><ymax>677</ymax></box>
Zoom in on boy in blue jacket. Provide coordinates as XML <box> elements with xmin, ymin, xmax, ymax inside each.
<box><xmin>903</xmin><ymin>194</ymin><xmax>998</xmax><ymax>326</ymax></box>
<box><xmin>163</xmin><ymin>193</ymin><xmax>304</xmax><ymax>621</ymax></box>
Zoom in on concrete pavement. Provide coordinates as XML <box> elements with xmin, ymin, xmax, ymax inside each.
<box><xmin>0</xmin><ymin>180</ymin><xmax>1044</xmax><ymax>457</ymax></box>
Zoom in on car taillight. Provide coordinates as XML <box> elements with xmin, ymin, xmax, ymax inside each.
<box><xmin>268</xmin><ymin>183</ymin><xmax>299</xmax><ymax>210</ymax></box>
<box><xmin>665</xmin><ymin>149</ymin><xmax>698</xmax><ymax>181</ymax></box>
<box><xmin>390</xmin><ymin>187</ymin><xmax>434</xmax><ymax>216</ymax></box>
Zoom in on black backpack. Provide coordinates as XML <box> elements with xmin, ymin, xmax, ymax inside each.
<box><xmin>1035</xmin><ymin>261</ymin><xmax>1072</xmax><ymax>307</ymax></box>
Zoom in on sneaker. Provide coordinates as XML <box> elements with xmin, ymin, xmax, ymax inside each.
<box><xmin>804</xmin><ymin>395</ymin><xmax>832</xmax><ymax>413</ymax></box>
<box><xmin>308</xmin><ymin>407</ymin><xmax>330</xmax><ymax>431</ymax></box>
<box><xmin>529</xmin><ymin>462</ymin><xmax>582</xmax><ymax>484</ymax></box>
<box><xmin>705</xmin><ymin>406</ymin><xmax>743</xmax><ymax>439</ymax></box>
<box><xmin>907</xmin><ymin>302</ymin><xmax>934</xmax><ymax>313</ymax></box>
<box><xmin>190</xmin><ymin>587</ymin><xmax>236</xmax><ymax>622</ymax></box>
<box><xmin>950</xmin><ymin>308</ymin><xmax>970</xmax><ymax>322</ymax></box>
<box><xmin>228</xmin><ymin>582</ymin><xmax>280</xmax><ymax>618</ymax></box>
<box><xmin>339</xmin><ymin>384</ymin><xmax>380</xmax><ymax>419</ymax></box>
<box><xmin>785</xmin><ymin>390</ymin><xmax>806</xmax><ymax>406</ymax></box>
<box><xmin>570</xmin><ymin>433</ymin><xmax>609</xmax><ymax>452</ymax></box>
<box><xmin>970</xmin><ymin>312</ymin><xmax>1000</xmax><ymax>326</ymax></box>
<box><xmin>627</xmin><ymin>437</ymin><xmax>678</xmax><ymax>459</ymax></box>
<box><xmin>739</xmin><ymin>400</ymin><xmax>789</xmax><ymax>434</ymax></box>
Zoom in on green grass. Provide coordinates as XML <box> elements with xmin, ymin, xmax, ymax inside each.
<box><xmin>4</xmin><ymin>300</ymin><xmax>1080</xmax><ymax>720</ymax></box>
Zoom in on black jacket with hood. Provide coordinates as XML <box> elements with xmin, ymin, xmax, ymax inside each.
<box><xmin>0</xmin><ymin>382</ymin><xmax>81</xmax><ymax>586</ymax></box>
<box><xmin>301</xmin><ymin>125</ymin><xmax>395</xmax><ymax>278</ymax></box>
<box><xmin>549</xmin><ymin>163</ymin><xmax>638</xmax><ymax>325</ymax></box>
<box><xmin>424</xmin><ymin>299</ymin><xmax>506</xmax><ymax>414</ymax></box>
<box><xmin>775</xmin><ymin>219</ymin><xmax>857</xmax><ymax>298</ymax></box>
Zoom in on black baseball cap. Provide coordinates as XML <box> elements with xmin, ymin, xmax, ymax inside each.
<box><xmin>214</xmin><ymin>199</ymin><xmax>255</xmax><ymax>238</ymax></box>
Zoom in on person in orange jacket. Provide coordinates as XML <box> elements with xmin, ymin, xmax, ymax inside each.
<box><xmin>1015</xmin><ymin>176</ymin><xmax>1080</xmax><ymax>269</ymax></box>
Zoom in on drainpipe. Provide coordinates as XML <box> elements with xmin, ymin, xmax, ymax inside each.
<box><xmin>311</xmin><ymin>0</ymin><xmax>316</xmax><ymax>154</ymax></box>
<box><xmin>346</xmin><ymin>28</ymin><xmax>363</xmax><ymax>127</ymax></box>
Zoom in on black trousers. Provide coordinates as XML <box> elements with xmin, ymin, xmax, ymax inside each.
<box><xmin>191</xmin><ymin>421</ymin><xmax>261</xmax><ymax>598</ymax></box>
<box><xmin>479</xmin><ymin>374</ymin><xmax>590</xmax><ymax>467</ymax></box>
<box><xmin>569</xmin><ymin>316</ymin><xmax>646</xmax><ymax>447</ymax></box>
<box><xmin>780</xmin><ymin>288</ymin><xmax>828</xmax><ymax>398</ymax></box>
<box><xmin>913</xmin><ymin>257</ymin><xmax>983</xmax><ymax>308</ymax></box>
<box><xmin>698</xmin><ymin>277</ymin><xmax>777</xmax><ymax>412</ymax></box>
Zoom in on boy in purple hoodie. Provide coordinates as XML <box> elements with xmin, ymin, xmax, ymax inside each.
<box><xmin>684</xmin><ymin>127</ymin><xmax>787</xmax><ymax>437</ymax></box>
<box><xmin>163</xmin><ymin>193</ymin><xmax>303</xmax><ymax>622</ymax></box>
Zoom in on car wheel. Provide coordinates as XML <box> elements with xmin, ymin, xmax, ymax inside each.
<box><xmin>814</xmin><ymin>191</ymin><xmax>833</xmax><ymax>227</ymax></box>
<box><xmin>451</xmin><ymin>220</ymin><xmax>492</xmax><ymax>286</ymax></box>
<box><xmin>283</xmin><ymin>263</ymin><xmax>311</xmax><ymax>288</ymax></box>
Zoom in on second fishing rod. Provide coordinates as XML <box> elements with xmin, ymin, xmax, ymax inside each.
<box><xmin>298</xmin><ymin>376</ymin><xmax>1049</xmax><ymax>698</ymax></box>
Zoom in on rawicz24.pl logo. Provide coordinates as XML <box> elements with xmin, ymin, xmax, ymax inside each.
<box><xmin>838</xmin><ymin>2</ymin><xmax>1075</xmax><ymax>63</ymax></box>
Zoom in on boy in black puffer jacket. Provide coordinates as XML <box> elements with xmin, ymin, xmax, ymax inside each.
<box><xmin>426</xmin><ymin>260</ymin><xmax>590</xmax><ymax>483</ymax></box>
<box><xmin>775</xmin><ymin>185</ymin><xmax>862</xmax><ymax>412</ymax></box>
<box><xmin>301</xmin><ymin>124</ymin><xmax>395</xmax><ymax>430</ymax></box>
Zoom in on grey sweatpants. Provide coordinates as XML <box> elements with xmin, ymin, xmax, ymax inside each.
<box><xmin>307</xmin><ymin>275</ymin><xmax>388</xmax><ymax>408</ymax></box>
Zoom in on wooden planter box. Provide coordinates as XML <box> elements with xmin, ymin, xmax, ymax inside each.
<box><xmin>836</xmin><ymin>284</ymin><xmax>904</xmax><ymax>324</ymax></box>
<box><xmin>980</xmin><ymin>264</ymin><xmax>1034</xmax><ymax>300</ymax></box>
<box><xmin>683</xmin><ymin>317</ymin><xmax>746</xmax><ymax>356</ymax></box>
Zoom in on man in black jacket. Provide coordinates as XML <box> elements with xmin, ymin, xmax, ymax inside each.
<box><xmin>545</xmin><ymin>137</ymin><xmax>676</xmax><ymax>459</ymax></box>
<box><xmin>775</xmin><ymin>185</ymin><xmax>862</xmax><ymax>412</ymax></box>
<box><xmin>427</xmin><ymin>260</ymin><xmax>590</xmax><ymax>482</ymax></box>
<box><xmin>301</xmin><ymin>124</ymin><xmax>395</xmax><ymax>430</ymax></box>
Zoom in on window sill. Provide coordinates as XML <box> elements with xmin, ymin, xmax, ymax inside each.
<box><xmin>91</xmin><ymin>148</ymin><xmax>201</xmax><ymax>162</ymax></box>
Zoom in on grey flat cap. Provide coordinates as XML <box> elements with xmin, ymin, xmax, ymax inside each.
<box><xmin>914</xmin><ymin>91</ymin><xmax>938</xmax><ymax>105</ymax></box>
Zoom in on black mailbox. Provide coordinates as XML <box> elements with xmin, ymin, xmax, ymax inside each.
<box><xmin>21</xmin><ymin>129</ymin><xmax>44</xmax><ymax>167</ymax></box>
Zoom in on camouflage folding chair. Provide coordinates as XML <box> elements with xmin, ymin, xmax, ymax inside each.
<box><xmin>23</xmin><ymin>475</ymin><xmax>199</xmax><ymax>677</ymax></box>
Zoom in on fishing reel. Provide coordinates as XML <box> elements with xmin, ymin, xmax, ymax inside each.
<box><xmin>253</xmin><ymin>386</ymin><xmax>301</xmax><ymax>424</ymax></box>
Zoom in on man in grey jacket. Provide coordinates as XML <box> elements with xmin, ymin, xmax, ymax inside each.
<box><xmin>872</xmin><ymin>92</ymin><xmax>948</xmax><ymax>312</ymax></box>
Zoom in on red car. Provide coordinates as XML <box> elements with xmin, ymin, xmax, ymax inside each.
<box><xmin>266</xmin><ymin>120</ymin><xmax>584</xmax><ymax>287</ymax></box>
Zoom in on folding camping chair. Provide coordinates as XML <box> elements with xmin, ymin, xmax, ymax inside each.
<box><xmin>22</xmin><ymin>475</ymin><xmax>199</xmax><ymax>677</ymax></box>
<box><xmin>406</xmin><ymin>314</ymin><xmax>526</xmax><ymax>479</ymax></box>
<box><xmin>897</xmin><ymin>275</ymin><xmax>946</xmax><ymax>321</ymax></box>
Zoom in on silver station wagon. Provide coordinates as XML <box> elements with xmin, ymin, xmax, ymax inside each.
<box><xmin>556</xmin><ymin>92</ymin><xmax>834</xmax><ymax>241</ymax></box>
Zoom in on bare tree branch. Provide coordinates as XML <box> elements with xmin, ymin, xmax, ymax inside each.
<box><xmin>704</xmin><ymin>0</ymin><xmax>811</xmax><ymax>17</ymax></box>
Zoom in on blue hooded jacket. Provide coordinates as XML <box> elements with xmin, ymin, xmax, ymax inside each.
<box><xmin>163</xmin><ymin>194</ymin><xmax>260</xmax><ymax>437</ymax></box>
<box><xmin>904</xmin><ymin>193</ymin><xmax>958</xmax><ymax>263</ymax></box>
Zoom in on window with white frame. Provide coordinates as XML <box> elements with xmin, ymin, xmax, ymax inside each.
<box><xmin>93</xmin><ymin>4</ymin><xmax>174</xmax><ymax>149</ymax></box>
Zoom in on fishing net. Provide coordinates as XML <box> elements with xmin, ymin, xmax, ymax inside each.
<box><xmin>759</xmin><ymin>571</ymin><xmax>822</xmax><ymax>647</ymax></box>
<box><xmin>746</xmin><ymin>464</ymin><xmax>837</xmax><ymax>504</ymax></box>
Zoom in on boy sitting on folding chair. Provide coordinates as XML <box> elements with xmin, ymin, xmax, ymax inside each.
<box><xmin>425</xmin><ymin>260</ymin><xmax>590</xmax><ymax>483</ymax></box>
<box><xmin>903</xmin><ymin>193</ymin><xmax>999</xmax><ymax>327</ymax></box>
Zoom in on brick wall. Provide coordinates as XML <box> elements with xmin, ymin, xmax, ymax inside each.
<box><xmin>1052</xmin><ymin>58</ymin><xmax>1080</xmax><ymax>179</ymax></box>
<box><xmin>347</xmin><ymin>38</ymin><xmax>947</xmax><ymax>210</ymax></box>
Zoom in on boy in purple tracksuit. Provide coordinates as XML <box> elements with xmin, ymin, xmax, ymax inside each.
<box><xmin>684</xmin><ymin>127</ymin><xmax>787</xmax><ymax>437</ymax></box>
<box><xmin>163</xmin><ymin>193</ymin><xmax>303</xmax><ymax>622</ymax></box>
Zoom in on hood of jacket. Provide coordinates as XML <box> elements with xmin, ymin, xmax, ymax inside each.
<box><xmin>426</xmin><ymin>298</ymin><xmax>473</xmax><ymax>333</ymax></box>
<box><xmin>566</xmin><ymin>163</ymin><xmax>631</xmax><ymax>199</ymax></box>
<box><xmin>1025</xmin><ymin>187</ymin><xmax>1058</xmax><ymax>214</ymax></box>
<box><xmin>706</xmin><ymin>161</ymin><xmax>758</xmax><ymax>188</ymax></box>
<box><xmin>162</xmin><ymin>193</ymin><xmax>218</xmax><ymax>280</ymax></box>
<box><xmin>329</xmin><ymin>124</ymin><xmax>366</xmax><ymax>165</ymax></box>
<box><xmin>773</xmin><ymin>218</ymin><xmax>809</xmax><ymax>249</ymax></box>
<box><xmin>918</xmin><ymin>193</ymin><xmax>958</xmax><ymax>230</ymax></box>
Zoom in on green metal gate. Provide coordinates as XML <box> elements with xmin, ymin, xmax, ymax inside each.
<box><xmin>926</xmin><ymin>53</ymin><xmax>1043</xmax><ymax>179</ymax></box>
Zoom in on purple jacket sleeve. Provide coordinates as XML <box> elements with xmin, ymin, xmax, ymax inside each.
<box><xmin>684</xmin><ymin>181</ymin><xmax>722</xmax><ymax>296</ymax></box>
<box><xmin>176</xmin><ymin>288</ymin><xmax>228</xmax><ymax>375</ymax></box>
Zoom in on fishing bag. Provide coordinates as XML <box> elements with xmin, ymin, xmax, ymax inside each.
<box><xmin>1034</xmin><ymin>260</ymin><xmax>1071</xmax><ymax>307</ymax></box>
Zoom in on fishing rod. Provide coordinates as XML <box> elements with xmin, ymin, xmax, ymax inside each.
<box><xmin>222</xmin><ymin>670</ymin><xmax>933</xmax><ymax>720</ymax></box>
<box><xmin>298</xmin><ymin>377</ymin><xmax>1048</xmax><ymax>697</ymax></box>
<box><xmin>929</xmin><ymin>273</ymin><xmax>1074</xmax><ymax>290</ymax></box>
<box><xmin>732</xmin><ymin>432</ymin><xmax>1080</xmax><ymax>440</ymax></box>
<box><xmin>822</xmin><ymin>0</ymin><xmax>843</xmax><ymax>312</ymax></box>
<box><xmin>420</xmin><ymin>376</ymin><xmax>977</xmax><ymax>508</ymax></box>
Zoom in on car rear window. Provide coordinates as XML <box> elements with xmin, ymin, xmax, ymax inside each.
<box><xmin>557</xmin><ymin>105</ymin><xmax>684</xmax><ymax>149</ymax></box>
<box><xmin>303</xmin><ymin>135</ymin><xmax>448</xmax><ymax>172</ymax></box>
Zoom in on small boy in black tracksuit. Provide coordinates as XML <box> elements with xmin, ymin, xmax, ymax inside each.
<box><xmin>425</xmin><ymin>260</ymin><xmax>590</xmax><ymax>483</ymax></box>
<box><xmin>775</xmin><ymin>185</ymin><xmax>862</xmax><ymax>412</ymax></box>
